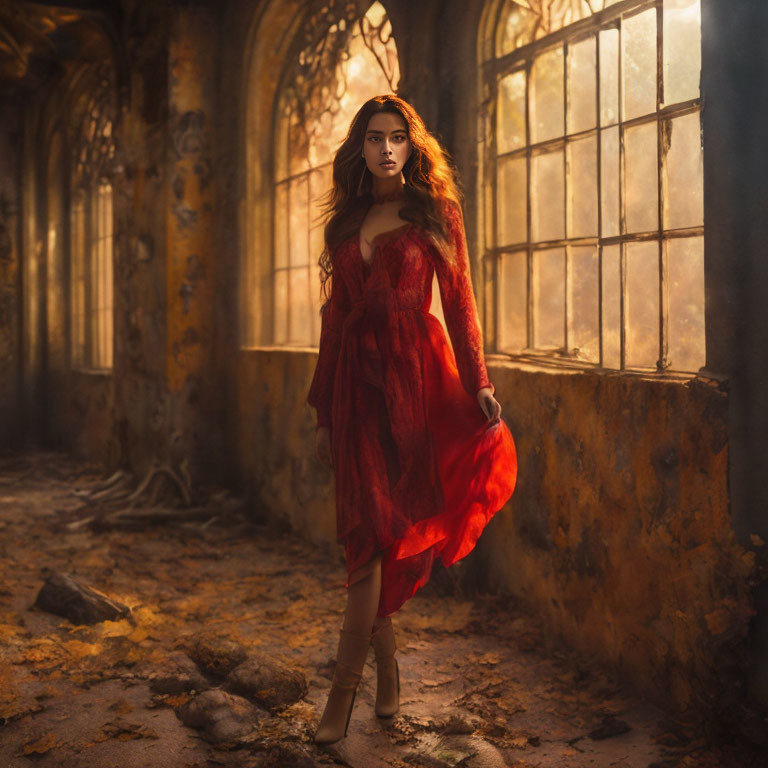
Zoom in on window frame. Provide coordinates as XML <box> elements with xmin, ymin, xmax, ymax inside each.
<box><xmin>479</xmin><ymin>0</ymin><xmax>704</xmax><ymax>374</ymax></box>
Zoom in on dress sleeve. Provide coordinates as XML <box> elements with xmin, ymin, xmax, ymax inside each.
<box><xmin>307</xmin><ymin>267</ymin><xmax>352</xmax><ymax>429</ymax></box>
<box><xmin>432</xmin><ymin>200</ymin><xmax>495</xmax><ymax>399</ymax></box>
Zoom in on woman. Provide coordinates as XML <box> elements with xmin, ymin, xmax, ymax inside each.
<box><xmin>307</xmin><ymin>94</ymin><xmax>517</xmax><ymax>745</ymax></box>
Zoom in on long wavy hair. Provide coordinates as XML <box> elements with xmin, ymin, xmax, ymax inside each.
<box><xmin>314</xmin><ymin>94</ymin><xmax>463</xmax><ymax>306</ymax></box>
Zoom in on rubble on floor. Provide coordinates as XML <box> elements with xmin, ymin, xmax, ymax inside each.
<box><xmin>0</xmin><ymin>450</ymin><xmax>764</xmax><ymax>767</ymax></box>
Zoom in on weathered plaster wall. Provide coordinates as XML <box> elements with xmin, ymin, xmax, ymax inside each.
<box><xmin>235</xmin><ymin>349</ymin><xmax>339</xmax><ymax>554</ymax></box>
<box><xmin>0</xmin><ymin>105</ymin><xmax>22</xmax><ymax>452</ymax></box>
<box><xmin>234</xmin><ymin>346</ymin><xmax>753</xmax><ymax>714</ymax></box>
<box><xmin>475</xmin><ymin>364</ymin><xmax>754</xmax><ymax>715</ymax></box>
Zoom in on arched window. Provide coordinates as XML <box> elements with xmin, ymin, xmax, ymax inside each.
<box><xmin>479</xmin><ymin>0</ymin><xmax>703</xmax><ymax>372</ymax></box>
<box><xmin>68</xmin><ymin>73</ymin><xmax>116</xmax><ymax>370</ymax></box>
<box><xmin>243</xmin><ymin>1</ymin><xmax>399</xmax><ymax>348</ymax></box>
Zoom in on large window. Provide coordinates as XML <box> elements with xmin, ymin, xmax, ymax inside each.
<box><xmin>244</xmin><ymin>1</ymin><xmax>399</xmax><ymax>348</ymax></box>
<box><xmin>68</xmin><ymin>74</ymin><xmax>116</xmax><ymax>370</ymax></box>
<box><xmin>70</xmin><ymin>183</ymin><xmax>114</xmax><ymax>369</ymax></box>
<box><xmin>480</xmin><ymin>0</ymin><xmax>703</xmax><ymax>372</ymax></box>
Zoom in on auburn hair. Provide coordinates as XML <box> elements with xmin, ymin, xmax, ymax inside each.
<box><xmin>314</xmin><ymin>94</ymin><xmax>463</xmax><ymax>306</ymax></box>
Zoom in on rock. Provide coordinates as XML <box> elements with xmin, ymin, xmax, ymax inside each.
<box><xmin>259</xmin><ymin>743</ymin><xmax>316</xmax><ymax>767</ymax></box>
<box><xmin>34</xmin><ymin>571</ymin><xmax>130</xmax><ymax>625</ymax></box>
<box><xmin>588</xmin><ymin>715</ymin><xmax>632</xmax><ymax>740</ymax></box>
<box><xmin>187</xmin><ymin>635</ymin><xmax>248</xmax><ymax>677</ymax></box>
<box><xmin>226</xmin><ymin>657</ymin><xmax>307</xmax><ymax>712</ymax></box>
<box><xmin>176</xmin><ymin>689</ymin><xmax>265</xmax><ymax>743</ymax></box>
<box><xmin>148</xmin><ymin>651</ymin><xmax>210</xmax><ymax>695</ymax></box>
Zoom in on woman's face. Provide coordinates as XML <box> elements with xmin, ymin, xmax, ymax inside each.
<box><xmin>362</xmin><ymin>111</ymin><xmax>412</xmax><ymax>180</ymax></box>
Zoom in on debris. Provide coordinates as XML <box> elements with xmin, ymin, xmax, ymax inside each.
<box><xmin>259</xmin><ymin>742</ymin><xmax>317</xmax><ymax>767</ymax></box>
<box><xmin>588</xmin><ymin>714</ymin><xmax>632</xmax><ymax>740</ymax></box>
<box><xmin>16</xmin><ymin>732</ymin><xmax>64</xmax><ymax>757</ymax></box>
<box><xmin>34</xmin><ymin>571</ymin><xmax>130</xmax><ymax>625</ymax></box>
<box><xmin>148</xmin><ymin>651</ymin><xmax>210</xmax><ymax>695</ymax></box>
<box><xmin>227</xmin><ymin>657</ymin><xmax>308</xmax><ymax>712</ymax></box>
<box><xmin>187</xmin><ymin>635</ymin><xmax>248</xmax><ymax>678</ymax></box>
<box><xmin>175</xmin><ymin>689</ymin><xmax>265</xmax><ymax>744</ymax></box>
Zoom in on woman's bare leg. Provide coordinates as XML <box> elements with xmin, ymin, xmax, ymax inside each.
<box><xmin>342</xmin><ymin>554</ymin><xmax>383</xmax><ymax>635</ymax></box>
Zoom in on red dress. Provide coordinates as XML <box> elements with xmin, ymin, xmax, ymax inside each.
<box><xmin>307</xmin><ymin>199</ymin><xmax>517</xmax><ymax>618</ymax></box>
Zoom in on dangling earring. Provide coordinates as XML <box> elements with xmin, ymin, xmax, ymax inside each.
<box><xmin>357</xmin><ymin>157</ymin><xmax>368</xmax><ymax>197</ymax></box>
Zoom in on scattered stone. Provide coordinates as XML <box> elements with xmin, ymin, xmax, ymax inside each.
<box><xmin>187</xmin><ymin>634</ymin><xmax>248</xmax><ymax>677</ymax></box>
<box><xmin>259</xmin><ymin>742</ymin><xmax>316</xmax><ymax>767</ymax></box>
<box><xmin>148</xmin><ymin>651</ymin><xmax>210</xmax><ymax>695</ymax></box>
<box><xmin>588</xmin><ymin>714</ymin><xmax>632</xmax><ymax>740</ymax></box>
<box><xmin>34</xmin><ymin>571</ymin><xmax>130</xmax><ymax>625</ymax></box>
<box><xmin>176</xmin><ymin>689</ymin><xmax>265</xmax><ymax>744</ymax></box>
<box><xmin>226</xmin><ymin>657</ymin><xmax>308</xmax><ymax>711</ymax></box>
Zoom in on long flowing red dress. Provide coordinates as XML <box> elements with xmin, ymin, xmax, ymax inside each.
<box><xmin>307</xmin><ymin>199</ymin><xmax>517</xmax><ymax>618</ymax></box>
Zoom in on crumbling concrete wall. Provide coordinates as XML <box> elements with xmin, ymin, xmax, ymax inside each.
<box><xmin>475</xmin><ymin>364</ymin><xmax>754</xmax><ymax>714</ymax></box>
<box><xmin>0</xmin><ymin>105</ymin><xmax>21</xmax><ymax>451</ymax></box>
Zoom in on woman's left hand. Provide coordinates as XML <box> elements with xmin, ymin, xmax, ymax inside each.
<box><xmin>477</xmin><ymin>386</ymin><xmax>501</xmax><ymax>424</ymax></box>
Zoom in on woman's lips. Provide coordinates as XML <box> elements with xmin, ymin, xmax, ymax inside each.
<box><xmin>380</xmin><ymin>161</ymin><xmax>396</xmax><ymax>167</ymax></box>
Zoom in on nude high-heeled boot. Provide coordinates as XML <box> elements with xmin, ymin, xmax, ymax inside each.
<box><xmin>371</xmin><ymin>617</ymin><xmax>400</xmax><ymax>717</ymax></box>
<box><xmin>314</xmin><ymin>627</ymin><xmax>371</xmax><ymax>744</ymax></box>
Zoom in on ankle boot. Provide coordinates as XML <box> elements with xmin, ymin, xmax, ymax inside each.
<box><xmin>314</xmin><ymin>627</ymin><xmax>371</xmax><ymax>744</ymax></box>
<box><xmin>371</xmin><ymin>617</ymin><xmax>400</xmax><ymax>717</ymax></box>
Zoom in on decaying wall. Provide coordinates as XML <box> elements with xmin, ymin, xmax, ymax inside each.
<box><xmin>476</xmin><ymin>364</ymin><xmax>754</xmax><ymax>714</ymax></box>
<box><xmin>0</xmin><ymin>105</ymin><xmax>21</xmax><ymax>451</ymax></box>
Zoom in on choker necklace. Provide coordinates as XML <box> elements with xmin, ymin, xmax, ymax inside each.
<box><xmin>372</xmin><ymin>185</ymin><xmax>405</xmax><ymax>204</ymax></box>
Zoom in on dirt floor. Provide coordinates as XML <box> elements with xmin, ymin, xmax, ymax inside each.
<box><xmin>0</xmin><ymin>450</ymin><xmax>765</xmax><ymax>768</ymax></box>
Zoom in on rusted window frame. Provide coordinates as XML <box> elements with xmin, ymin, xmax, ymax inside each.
<box><xmin>482</xmin><ymin>0</ymin><xmax>703</xmax><ymax>373</ymax></box>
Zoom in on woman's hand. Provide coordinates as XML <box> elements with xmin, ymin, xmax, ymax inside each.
<box><xmin>315</xmin><ymin>426</ymin><xmax>333</xmax><ymax>468</ymax></box>
<box><xmin>477</xmin><ymin>386</ymin><xmax>501</xmax><ymax>424</ymax></box>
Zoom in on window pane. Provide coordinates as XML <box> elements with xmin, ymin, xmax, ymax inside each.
<box><xmin>664</xmin><ymin>112</ymin><xmax>703</xmax><ymax>229</ymax></box>
<box><xmin>530</xmin><ymin>46</ymin><xmax>564</xmax><ymax>143</ymax></box>
<box><xmin>625</xmin><ymin>121</ymin><xmax>658</xmax><ymax>233</ymax></box>
<box><xmin>567</xmin><ymin>36</ymin><xmax>597</xmax><ymax>134</ymax></box>
<box><xmin>599</xmin><ymin>28</ymin><xmax>619</xmax><ymax>126</ymax></box>
<box><xmin>497</xmin><ymin>155</ymin><xmax>527</xmax><ymax>247</ymax></box>
<box><xmin>600</xmin><ymin>126</ymin><xmax>620</xmax><ymax>236</ymax></box>
<box><xmin>289</xmin><ymin>265</ymin><xmax>311</xmax><ymax>345</ymax></box>
<box><xmin>532</xmin><ymin>148</ymin><xmax>564</xmax><ymax>242</ymax></box>
<box><xmin>309</xmin><ymin>166</ymin><xmax>330</xmax><ymax>343</ymax></box>
<box><xmin>667</xmin><ymin>236</ymin><xmax>704</xmax><ymax>371</ymax></box>
<box><xmin>498</xmin><ymin>70</ymin><xmax>527</xmax><ymax>154</ymax></box>
<box><xmin>274</xmin><ymin>268</ymin><xmax>288</xmax><ymax>345</ymax></box>
<box><xmin>601</xmin><ymin>244</ymin><xmax>621</xmax><ymax>368</ymax></box>
<box><xmin>497</xmin><ymin>0</ymin><xmax>610</xmax><ymax>54</ymax></box>
<box><xmin>497</xmin><ymin>0</ymin><xmax>540</xmax><ymax>55</ymax></box>
<box><xmin>534</xmin><ymin>248</ymin><xmax>565</xmax><ymax>348</ymax></box>
<box><xmin>275</xmin><ymin>182</ymin><xmax>289</xmax><ymax>269</ymax></box>
<box><xmin>625</xmin><ymin>240</ymin><xmax>659</xmax><ymax>368</ymax></box>
<box><xmin>275</xmin><ymin>99</ymin><xmax>291</xmax><ymax>182</ymax></box>
<box><xmin>289</xmin><ymin>175</ymin><xmax>309</xmax><ymax>268</ymax></box>
<box><xmin>570</xmin><ymin>246</ymin><xmax>599</xmax><ymax>361</ymax></box>
<box><xmin>663</xmin><ymin>0</ymin><xmax>701</xmax><ymax>105</ymax></box>
<box><xmin>568</xmin><ymin>135</ymin><xmax>598</xmax><ymax>238</ymax></box>
<box><xmin>499</xmin><ymin>250</ymin><xmax>527</xmax><ymax>351</ymax></box>
<box><xmin>622</xmin><ymin>9</ymin><xmax>657</xmax><ymax>120</ymax></box>
<box><xmin>483</xmin><ymin>171</ymin><xmax>494</xmax><ymax>253</ymax></box>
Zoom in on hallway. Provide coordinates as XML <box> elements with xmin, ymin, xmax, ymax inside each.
<box><xmin>0</xmin><ymin>451</ymin><xmax>760</xmax><ymax>768</ymax></box>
